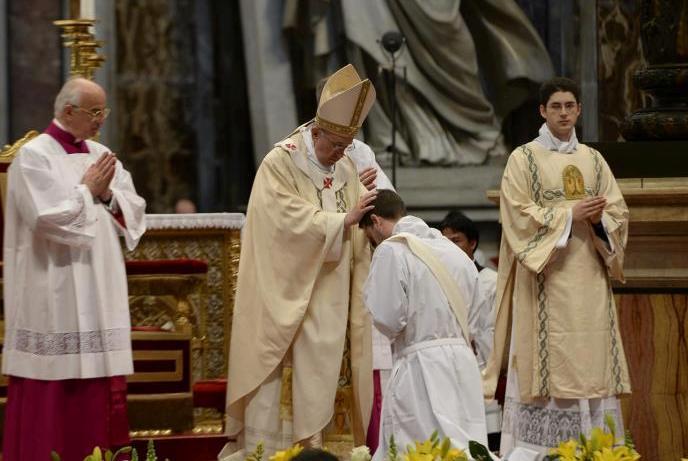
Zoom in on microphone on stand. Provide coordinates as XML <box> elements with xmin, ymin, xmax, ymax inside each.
<box><xmin>377</xmin><ymin>31</ymin><xmax>405</xmax><ymax>189</ymax></box>
<box><xmin>381</xmin><ymin>31</ymin><xmax>404</xmax><ymax>54</ymax></box>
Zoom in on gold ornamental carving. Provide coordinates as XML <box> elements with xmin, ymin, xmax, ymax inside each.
<box><xmin>53</xmin><ymin>19</ymin><xmax>105</xmax><ymax>79</ymax></box>
<box><xmin>126</xmin><ymin>228</ymin><xmax>241</xmax><ymax>380</ymax></box>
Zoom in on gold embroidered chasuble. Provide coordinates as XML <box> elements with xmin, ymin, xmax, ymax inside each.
<box><xmin>225</xmin><ymin>129</ymin><xmax>373</xmax><ymax>444</ymax></box>
<box><xmin>483</xmin><ymin>141</ymin><xmax>631</xmax><ymax>402</ymax></box>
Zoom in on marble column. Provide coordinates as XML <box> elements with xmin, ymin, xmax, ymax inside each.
<box><xmin>239</xmin><ymin>0</ymin><xmax>298</xmax><ymax>163</ymax></box>
<box><xmin>580</xmin><ymin>1</ymin><xmax>599</xmax><ymax>142</ymax></box>
<box><xmin>193</xmin><ymin>0</ymin><xmax>218</xmax><ymax>212</ymax></box>
<box><xmin>7</xmin><ymin>0</ymin><xmax>62</xmax><ymax>141</ymax></box>
<box><xmin>93</xmin><ymin>0</ymin><xmax>119</xmax><ymax>150</ymax></box>
<box><xmin>0</xmin><ymin>0</ymin><xmax>8</xmax><ymax>146</ymax></box>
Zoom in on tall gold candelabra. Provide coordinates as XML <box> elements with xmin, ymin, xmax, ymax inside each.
<box><xmin>53</xmin><ymin>19</ymin><xmax>105</xmax><ymax>80</ymax></box>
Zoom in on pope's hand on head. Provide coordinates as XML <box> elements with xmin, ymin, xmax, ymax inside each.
<box><xmin>344</xmin><ymin>189</ymin><xmax>378</xmax><ymax>227</ymax></box>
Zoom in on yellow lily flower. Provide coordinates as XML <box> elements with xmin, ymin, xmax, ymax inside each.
<box><xmin>549</xmin><ymin>439</ymin><xmax>579</xmax><ymax>459</ymax></box>
<box><xmin>269</xmin><ymin>444</ymin><xmax>304</xmax><ymax>461</ymax></box>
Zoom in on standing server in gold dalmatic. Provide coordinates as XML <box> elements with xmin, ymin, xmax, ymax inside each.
<box><xmin>483</xmin><ymin>77</ymin><xmax>631</xmax><ymax>459</ymax></box>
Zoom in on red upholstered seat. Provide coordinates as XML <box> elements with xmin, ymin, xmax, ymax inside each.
<box><xmin>192</xmin><ymin>379</ymin><xmax>227</xmax><ymax>413</ymax></box>
<box><xmin>125</xmin><ymin>259</ymin><xmax>209</xmax><ymax>275</ymax></box>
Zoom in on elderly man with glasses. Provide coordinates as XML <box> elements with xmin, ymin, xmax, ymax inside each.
<box><xmin>2</xmin><ymin>76</ymin><xmax>146</xmax><ymax>460</ymax></box>
<box><xmin>220</xmin><ymin>64</ymin><xmax>377</xmax><ymax>460</ymax></box>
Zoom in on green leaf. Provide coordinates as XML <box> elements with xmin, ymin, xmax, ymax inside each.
<box><xmin>624</xmin><ymin>429</ymin><xmax>636</xmax><ymax>450</ymax></box>
<box><xmin>604</xmin><ymin>413</ymin><xmax>617</xmax><ymax>439</ymax></box>
<box><xmin>579</xmin><ymin>433</ymin><xmax>587</xmax><ymax>448</ymax></box>
<box><xmin>51</xmin><ymin>450</ymin><xmax>62</xmax><ymax>461</ymax></box>
<box><xmin>112</xmin><ymin>446</ymin><xmax>133</xmax><ymax>461</ymax></box>
<box><xmin>146</xmin><ymin>440</ymin><xmax>158</xmax><ymax>461</ymax></box>
<box><xmin>440</xmin><ymin>437</ymin><xmax>451</xmax><ymax>457</ymax></box>
<box><xmin>388</xmin><ymin>435</ymin><xmax>398</xmax><ymax>461</ymax></box>
<box><xmin>246</xmin><ymin>441</ymin><xmax>264</xmax><ymax>461</ymax></box>
<box><xmin>468</xmin><ymin>440</ymin><xmax>492</xmax><ymax>461</ymax></box>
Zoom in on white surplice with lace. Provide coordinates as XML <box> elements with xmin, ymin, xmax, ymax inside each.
<box><xmin>2</xmin><ymin>134</ymin><xmax>146</xmax><ymax>380</ymax></box>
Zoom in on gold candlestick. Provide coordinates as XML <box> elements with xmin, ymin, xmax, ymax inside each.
<box><xmin>53</xmin><ymin>19</ymin><xmax>105</xmax><ymax>80</ymax></box>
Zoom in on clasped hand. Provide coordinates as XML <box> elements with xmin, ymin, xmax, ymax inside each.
<box><xmin>572</xmin><ymin>196</ymin><xmax>606</xmax><ymax>224</ymax></box>
<box><xmin>82</xmin><ymin>152</ymin><xmax>116</xmax><ymax>201</ymax></box>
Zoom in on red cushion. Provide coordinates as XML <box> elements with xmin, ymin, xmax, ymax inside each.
<box><xmin>192</xmin><ymin>379</ymin><xmax>228</xmax><ymax>410</ymax></box>
<box><xmin>125</xmin><ymin>259</ymin><xmax>209</xmax><ymax>275</ymax></box>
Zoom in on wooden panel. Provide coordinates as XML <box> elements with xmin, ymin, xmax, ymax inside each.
<box><xmin>617</xmin><ymin>293</ymin><xmax>688</xmax><ymax>461</ymax></box>
<box><xmin>128</xmin><ymin>334</ymin><xmax>191</xmax><ymax>395</ymax></box>
<box><xmin>621</xmin><ymin>236</ymin><xmax>688</xmax><ymax>289</ymax></box>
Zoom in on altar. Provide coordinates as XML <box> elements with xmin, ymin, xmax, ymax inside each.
<box><xmin>126</xmin><ymin>213</ymin><xmax>244</xmax><ymax>381</ymax></box>
<box><xmin>124</xmin><ymin>213</ymin><xmax>244</xmax><ymax>435</ymax></box>
<box><xmin>0</xmin><ymin>212</ymin><xmax>244</xmax><ymax>443</ymax></box>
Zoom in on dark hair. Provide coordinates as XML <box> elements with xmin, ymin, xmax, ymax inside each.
<box><xmin>539</xmin><ymin>77</ymin><xmax>580</xmax><ymax>106</ymax></box>
<box><xmin>439</xmin><ymin>210</ymin><xmax>479</xmax><ymax>248</ymax></box>
<box><xmin>359</xmin><ymin>189</ymin><xmax>407</xmax><ymax>228</ymax></box>
<box><xmin>292</xmin><ymin>448</ymin><xmax>340</xmax><ymax>461</ymax></box>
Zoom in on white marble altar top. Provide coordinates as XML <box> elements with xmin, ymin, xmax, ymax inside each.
<box><xmin>145</xmin><ymin>213</ymin><xmax>245</xmax><ymax>230</ymax></box>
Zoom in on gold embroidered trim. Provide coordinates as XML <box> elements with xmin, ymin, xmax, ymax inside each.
<box><xmin>279</xmin><ymin>365</ymin><xmax>293</xmax><ymax>421</ymax></box>
<box><xmin>314</xmin><ymin>116</ymin><xmax>359</xmax><ymax>137</ymax></box>
<box><xmin>349</xmin><ymin>80</ymin><xmax>370</xmax><ymax>128</ymax></box>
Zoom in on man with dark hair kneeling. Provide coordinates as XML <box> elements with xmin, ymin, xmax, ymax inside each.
<box><xmin>359</xmin><ymin>190</ymin><xmax>489</xmax><ymax>460</ymax></box>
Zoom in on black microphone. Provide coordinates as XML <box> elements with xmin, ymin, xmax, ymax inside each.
<box><xmin>381</xmin><ymin>31</ymin><xmax>404</xmax><ymax>54</ymax></box>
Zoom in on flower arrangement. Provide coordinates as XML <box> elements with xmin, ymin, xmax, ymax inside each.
<box><xmin>51</xmin><ymin>446</ymin><xmax>134</xmax><ymax>461</ymax></box>
<box><xmin>51</xmin><ymin>439</ymin><xmax>161</xmax><ymax>461</ymax></box>
<box><xmin>545</xmin><ymin>415</ymin><xmax>640</xmax><ymax>461</ymax></box>
<box><xmin>391</xmin><ymin>431</ymin><xmax>469</xmax><ymax>461</ymax></box>
<box><xmin>243</xmin><ymin>432</ymin><xmax>492</xmax><ymax>461</ymax></box>
<box><xmin>381</xmin><ymin>433</ymin><xmax>493</xmax><ymax>461</ymax></box>
<box><xmin>268</xmin><ymin>444</ymin><xmax>304</xmax><ymax>461</ymax></box>
<box><xmin>350</xmin><ymin>445</ymin><xmax>373</xmax><ymax>461</ymax></box>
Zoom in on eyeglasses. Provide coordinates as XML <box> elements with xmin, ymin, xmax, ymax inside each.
<box><xmin>320</xmin><ymin>131</ymin><xmax>353</xmax><ymax>151</ymax></box>
<box><xmin>72</xmin><ymin>105</ymin><xmax>111</xmax><ymax>120</ymax></box>
<box><xmin>547</xmin><ymin>102</ymin><xmax>579</xmax><ymax>114</ymax></box>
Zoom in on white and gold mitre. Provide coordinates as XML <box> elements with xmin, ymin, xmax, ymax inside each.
<box><xmin>315</xmin><ymin>64</ymin><xmax>376</xmax><ymax>137</ymax></box>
